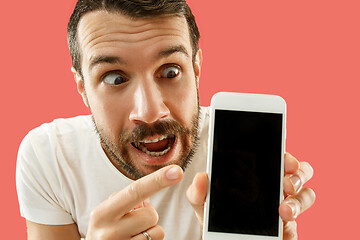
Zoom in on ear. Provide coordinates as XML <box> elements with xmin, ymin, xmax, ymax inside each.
<box><xmin>71</xmin><ymin>66</ymin><xmax>89</xmax><ymax>108</ymax></box>
<box><xmin>194</xmin><ymin>49</ymin><xmax>203</xmax><ymax>88</ymax></box>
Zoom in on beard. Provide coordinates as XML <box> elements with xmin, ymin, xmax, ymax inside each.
<box><xmin>92</xmin><ymin>105</ymin><xmax>201</xmax><ymax>180</ymax></box>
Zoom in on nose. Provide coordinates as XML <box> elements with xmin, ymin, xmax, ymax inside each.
<box><xmin>129</xmin><ymin>79</ymin><xmax>170</xmax><ymax>124</ymax></box>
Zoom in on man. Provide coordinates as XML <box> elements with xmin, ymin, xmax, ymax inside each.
<box><xmin>16</xmin><ymin>0</ymin><xmax>315</xmax><ymax>239</ymax></box>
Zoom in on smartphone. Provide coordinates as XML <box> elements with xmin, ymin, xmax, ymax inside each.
<box><xmin>203</xmin><ymin>92</ymin><xmax>286</xmax><ymax>240</ymax></box>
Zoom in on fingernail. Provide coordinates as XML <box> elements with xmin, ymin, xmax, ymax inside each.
<box><xmin>285</xmin><ymin>199</ymin><xmax>299</xmax><ymax>218</ymax></box>
<box><xmin>166</xmin><ymin>166</ymin><xmax>181</xmax><ymax>180</ymax></box>
<box><xmin>290</xmin><ymin>175</ymin><xmax>301</xmax><ymax>193</ymax></box>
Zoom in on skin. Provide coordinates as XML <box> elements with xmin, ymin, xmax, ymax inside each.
<box><xmin>75</xmin><ymin>11</ymin><xmax>201</xmax><ymax>179</ymax></box>
<box><xmin>26</xmin><ymin>11</ymin><xmax>315</xmax><ymax>240</ymax></box>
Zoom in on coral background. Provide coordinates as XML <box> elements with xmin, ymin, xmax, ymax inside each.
<box><xmin>2</xmin><ymin>0</ymin><xmax>359</xmax><ymax>239</ymax></box>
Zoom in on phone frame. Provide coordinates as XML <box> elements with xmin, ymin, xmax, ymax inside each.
<box><xmin>203</xmin><ymin>92</ymin><xmax>286</xmax><ymax>240</ymax></box>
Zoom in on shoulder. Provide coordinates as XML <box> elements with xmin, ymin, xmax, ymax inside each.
<box><xmin>27</xmin><ymin>115</ymin><xmax>94</xmax><ymax>141</ymax></box>
<box><xmin>17</xmin><ymin>115</ymin><xmax>96</xmax><ymax>176</ymax></box>
<box><xmin>20</xmin><ymin>115</ymin><xmax>94</xmax><ymax>152</ymax></box>
<box><xmin>199</xmin><ymin>106</ymin><xmax>210</xmax><ymax>132</ymax></box>
<box><xmin>16</xmin><ymin>116</ymin><xmax>95</xmax><ymax>226</ymax></box>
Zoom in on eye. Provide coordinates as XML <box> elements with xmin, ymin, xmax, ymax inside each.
<box><xmin>160</xmin><ymin>65</ymin><xmax>180</xmax><ymax>79</ymax></box>
<box><xmin>102</xmin><ymin>72</ymin><xmax>128</xmax><ymax>85</ymax></box>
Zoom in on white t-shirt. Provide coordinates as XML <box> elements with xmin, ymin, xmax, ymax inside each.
<box><xmin>16</xmin><ymin>107</ymin><xmax>210</xmax><ymax>240</ymax></box>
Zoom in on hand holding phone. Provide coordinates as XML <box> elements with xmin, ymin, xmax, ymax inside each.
<box><xmin>203</xmin><ymin>92</ymin><xmax>286</xmax><ymax>240</ymax></box>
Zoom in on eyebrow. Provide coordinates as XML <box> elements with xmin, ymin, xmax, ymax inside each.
<box><xmin>89</xmin><ymin>56</ymin><xmax>123</xmax><ymax>70</ymax></box>
<box><xmin>158</xmin><ymin>45</ymin><xmax>189</xmax><ymax>58</ymax></box>
<box><xmin>89</xmin><ymin>45</ymin><xmax>189</xmax><ymax>70</ymax></box>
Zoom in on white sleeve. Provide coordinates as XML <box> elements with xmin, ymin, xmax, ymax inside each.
<box><xmin>16</xmin><ymin>130</ymin><xmax>74</xmax><ymax>225</ymax></box>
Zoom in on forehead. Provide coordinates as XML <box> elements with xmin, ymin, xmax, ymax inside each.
<box><xmin>77</xmin><ymin>10</ymin><xmax>192</xmax><ymax>66</ymax></box>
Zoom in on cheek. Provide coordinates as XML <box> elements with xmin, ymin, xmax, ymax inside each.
<box><xmin>86</xmin><ymin>87</ymin><xmax>129</xmax><ymax>140</ymax></box>
<box><xmin>164</xmin><ymin>78</ymin><xmax>198</xmax><ymax>125</ymax></box>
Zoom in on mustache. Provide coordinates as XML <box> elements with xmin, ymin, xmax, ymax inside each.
<box><xmin>119</xmin><ymin>119</ymin><xmax>189</xmax><ymax>144</ymax></box>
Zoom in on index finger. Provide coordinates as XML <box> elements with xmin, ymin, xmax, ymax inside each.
<box><xmin>103</xmin><ymin>165</ymin><xmax>183</xmax><ymax>217</ymax></box>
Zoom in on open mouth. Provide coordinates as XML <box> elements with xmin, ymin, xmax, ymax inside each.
<box><xmin>131</xmin><ymin>134</ymin><xmax>176</xmax><ymax>157</ymax></box>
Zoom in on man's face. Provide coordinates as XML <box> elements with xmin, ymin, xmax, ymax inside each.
<box><xmin>75</xmin><ymin>11</ymin><xmax>201</xmax><ymax>179</ymax></box>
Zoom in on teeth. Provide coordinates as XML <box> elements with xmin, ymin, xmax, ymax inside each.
<box><xmin>140</xmin><ymin>135</ymin><xmax>168</xmax><ymax>144</ymax></box>
<box><xmin>141</xmin><ymin>145</ymin><xmax>171</xmax><ymax>157</ymax></box>
<box><xmin>133</xmin><ymin>135</ymin><xmax>174</xmax><ymax>157</ymax></box>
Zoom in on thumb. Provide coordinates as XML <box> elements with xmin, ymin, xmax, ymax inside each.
<box><xmin>186</xmin><ymin>172</ymin><xmax>208</xmax><ymax>230</ymax></box>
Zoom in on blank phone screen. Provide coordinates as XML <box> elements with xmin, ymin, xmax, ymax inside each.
<box><xmin>208</xmin><ymin>109</ymin><xmax>283</xmax><ymax>236</ymax></box>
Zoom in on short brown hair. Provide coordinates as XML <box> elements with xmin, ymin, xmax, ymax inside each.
<box><xmin>67</xmin><ymin>0</ymin><xmax>200</xmax><ymax>76</ymax></box>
